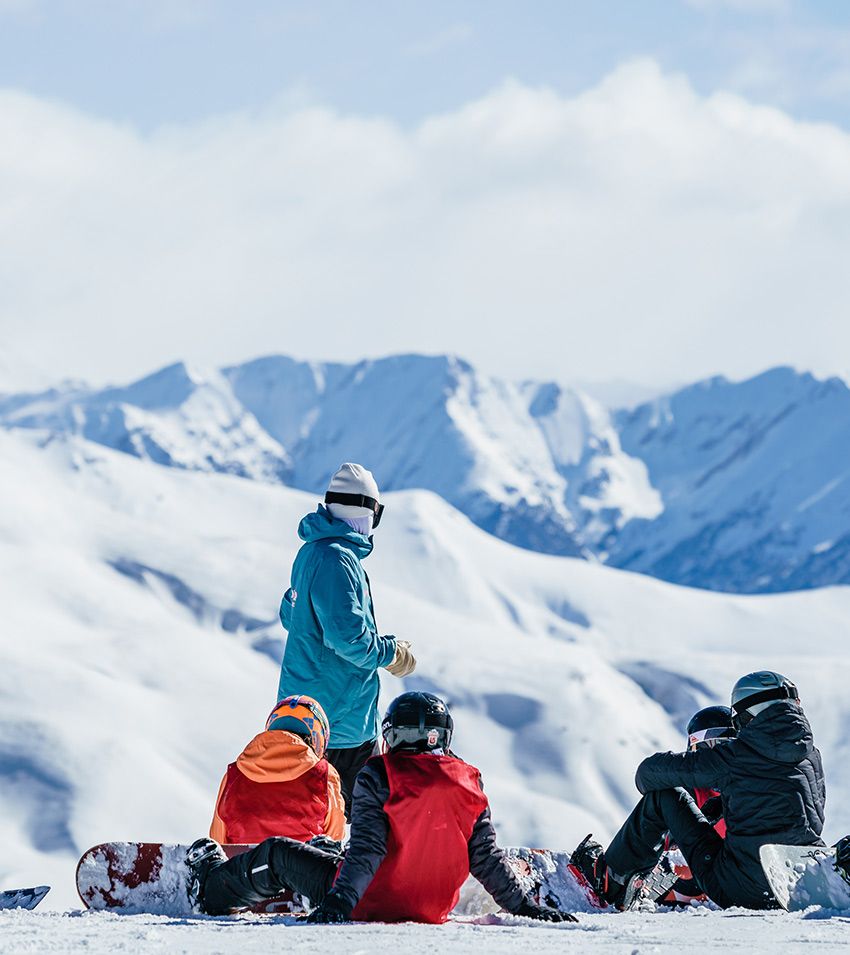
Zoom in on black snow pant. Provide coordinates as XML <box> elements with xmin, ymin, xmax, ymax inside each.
<box><xmin>203</xmin><ymin>837</ymin><xmax>342</xmax><ymax>915</ymax></box>
<box><xmin>604</xmin><ymin>788</ymin><xmax>775</xmax><ymax>909</ymax></box>
<box><xmin>326</xmin><ymin>739</ymin><xmax>376</xmax><ymax>818</ymax></box>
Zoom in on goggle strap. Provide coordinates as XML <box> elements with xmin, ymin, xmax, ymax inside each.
<box><xmin>689</xmin><ymin>727</ymin><xmax>732</xmax><ymax>744</ymax></box>
<box><xmin>731</xmin><ymin>684</ymin><xmax>799</xmax><ymax>717</ymax></box>
<box><xmin>325</xmin><ymin>491</ymin><xmax>384</xmax><ymax>528</ymax></box>
<box><xmin>325</xmin><ymin>491</ymin><xmax>380</xmax><ymax>512</ymax></box>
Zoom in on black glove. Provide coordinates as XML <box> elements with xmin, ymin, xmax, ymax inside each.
<box><xmin>835</xmin><ymin>835</ymin><xmax>850</xmax><ymax>872</ymax></box>
<box><xmin>515</xmin><ymin>898</ymin><xmax>578</xmax><ymax>923</ymax></box>
<box><xmin>700</xmin><ymin>795</ymin><xmax>724</xmax><ymax>825</ymax></box>
<box><xmin>306</xmin><ymin>893</ymin><xmax>352</xmax><ymax>924</ymax></box>
<box><xmin>307</xmin><ymin>835</ymin><xmax>345</xmax><ymax>861</ymax></box>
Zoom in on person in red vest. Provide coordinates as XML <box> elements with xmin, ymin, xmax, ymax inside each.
<box><xmin>209</xmin><ymin>695</ymin><xmax>345</xmax><ymax>845</ymax></box>
<box><xmin>185</xmin><ymin>692</ymin><xmax>577</xmax><ymax>923</ymax></box>
<box><xmin>661</xmin><ymin>705</ymin><xmax>736</xmax><ymax>904</ymax></box>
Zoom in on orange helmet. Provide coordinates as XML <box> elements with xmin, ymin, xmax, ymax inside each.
<box><xmin>265</xmin><ymin>695</ymin><xmax>330</xmax><ymax>758</ymax></box>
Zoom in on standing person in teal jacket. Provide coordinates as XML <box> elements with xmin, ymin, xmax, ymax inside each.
<box><xmin>278</xmin><ymin>463</ymin><xmax>417</xmax><ymax>814</ymax></box>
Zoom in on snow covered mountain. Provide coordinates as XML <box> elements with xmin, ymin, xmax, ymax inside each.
<box><xmin>610</xmin><ymin>368</ymin><xmax>850</xmax><ymax>592</ymax></box>
<box><xmin>0</xmin><ymin>362</ymin><xmax>291</xmax><ymax>483</ymax></box>
<box><xmin>2</xmin><ymin>427</ymin><xmax>850</xmax><ymax>911</ymax></box>
<box><xmin>2</xmin><ymin>355</ymin><xmax>849</xmax><ymax>593</ymax></box>
<box><xmin>0</xmin><ymin>354</ymin><xmax>659</xmax><ymax>561</ymax></box>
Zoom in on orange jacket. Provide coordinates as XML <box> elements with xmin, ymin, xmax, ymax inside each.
<box><xmin>210</xmin><ymin>730</ymin><xmax>345</xmax><ymax>844</ymax></box>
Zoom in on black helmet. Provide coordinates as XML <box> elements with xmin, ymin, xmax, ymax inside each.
<box><xmin>686</xmin><ymin>705</ymin><xmax>736</xmax><ymax>751</ymax></box>
<box><xmin>730</xmin><ymin>670</ymin><xmax>799</xmax><ymax>730</ymax></box>
<box><xmin>381</xmin><ymin>692</ymin><xmax>453</xmax><ymax>752</ymax></box>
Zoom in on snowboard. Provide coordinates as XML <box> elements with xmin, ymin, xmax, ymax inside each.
<box><xmin>458</xmin><ymin>847</ymin><xmax>679</xmax><ymax>915</ymax></box>
<box><xmin>76</xmin><ymin>843</ymin><xmax>301</xmax><ymax>916</ymax></box>
<box><xmin>77</xmin><ymin>843</ymin><xmax>592</xmax><ymax>918</ymax></box>
<box><xmin>760</xmin><ymin>844</ymin><xmax>850</xmax><ymax>912</ymax></box>
<box><xmin>0</xmin><ymin>885</ymin><xmax>51</xmax><ymax>911</ymax></box>
<box><xmin>504</xmin><ymin>848</ymin><xmax>608</xmax><ymax>912</ymax></box>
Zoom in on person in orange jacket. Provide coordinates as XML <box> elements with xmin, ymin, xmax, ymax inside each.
<box><xmin>210</xmin><ymin>695</ymin><xmax>345</xmax><ymax>845</ymax></box>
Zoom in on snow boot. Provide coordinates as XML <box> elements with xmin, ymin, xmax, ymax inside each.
<box><xmin>185</xmin><ymin>838</ymin><xmax>228</xmax><ymax>914</ymax></box>
<box><xmin>835</xmin><ymin>835</ymin><xmax>850</xmax><ymax>880</ymax></box>
<box><xmin>571</xmin><ymin>834</ymin><xmax>625</xmax><ymax>907</ymax></box>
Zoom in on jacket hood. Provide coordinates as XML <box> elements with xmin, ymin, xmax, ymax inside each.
<box><xmin>298</xmin><ymin>505</ymin><xmax>373</xmax><ymax>559</ymax></box>
<box><xmin>738</xmin><ymin>700</ymin><xmax>815</xmax><ymax>764</ymax></box>
<box><xmin>236</xmin><ymin>731</ymin><xmax>321</xmax><ymax>783</ymax></box>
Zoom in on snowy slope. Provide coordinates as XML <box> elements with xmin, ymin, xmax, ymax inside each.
<box><xmin>2</xmin><ymin>428</ymin><xmax>850</xmax><ymax>913</ymax></box>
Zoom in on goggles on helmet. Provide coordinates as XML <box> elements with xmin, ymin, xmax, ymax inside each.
<box><xmin>688</xmin><ymin>726</ymin><xmax>735</xmax><ymax>751</ymax></box>
<box><xmin>324</xmin><ymin>491</ymin><xmax>384</xmax><ymax>528</ymax></box>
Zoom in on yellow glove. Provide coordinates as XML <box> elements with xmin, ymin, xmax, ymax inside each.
<box><xmin>385</xmin><ymin>640</ymin><xmax>417</xmax><ymax>677</ymax></box>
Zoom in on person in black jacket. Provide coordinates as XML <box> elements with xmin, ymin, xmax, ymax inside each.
<box><xmin>185</xmin><ymin>692</ymin><xmax>577</xmax><ymax>924</ymax></box>
<box><xmin>572</xmin><ymin>670</ymin><xmax>825</xmax><ymax>910</ymax></box>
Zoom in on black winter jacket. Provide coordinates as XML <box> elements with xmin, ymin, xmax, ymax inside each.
<box><xmin>330</xmin><ymin>755</ymin><xmax>528</xmax><ymax>915</ymax></box>
<box><xmin>636</xmin><ymin>700</ymin><xmax>825</xmax><ymax>905</ymax></box>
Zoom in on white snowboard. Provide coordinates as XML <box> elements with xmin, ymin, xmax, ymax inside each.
<box><xmin>760</xmin><ymin>844</ymin><xmax>850</xmax><ymax>911</ymax></box>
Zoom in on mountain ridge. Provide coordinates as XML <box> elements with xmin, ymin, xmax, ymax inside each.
<box><xmin>2</xmin><ymin>353</ymin><xmax>848</xmax><ymax>594</ymax></box>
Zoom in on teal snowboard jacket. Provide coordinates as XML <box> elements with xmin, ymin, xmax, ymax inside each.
<box><xmin>278</xmin><ymin>506</ymin><xmax>396</xmax><ymax>748</ymax></box>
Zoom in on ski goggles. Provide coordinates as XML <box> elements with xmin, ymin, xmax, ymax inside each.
<box><xmin>324</xmin><ymin>491</ymin><xmax>384</xmax><ymax>528</ymax></box>
<box><xmin>688</xmin><ymin>727</ymin><xmax>735</xmax><ymax>751</ymax></box>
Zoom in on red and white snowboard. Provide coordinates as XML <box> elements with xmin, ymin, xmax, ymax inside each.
<box><xmin>77</xmin><ymin>843</ymin><xmax>600</xmax><ymax>918</ymax></box>
<box><xmin>76</xmin><ymin>843</ymin><xmax>300</xmax><ymax>916</ymax></box>
<box><xmin>507</xmin><ymin>847</ymin><xmax>609</xmax><ymax>911</ymax></box>
<box><xmin>453</xmin><ymin>848</ymin><xmax>607</xmax><ymax>916</ymax></box>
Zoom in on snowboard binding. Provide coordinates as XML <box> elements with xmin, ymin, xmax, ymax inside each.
<box><xmin>571</xmin><ymin>833</ymin><xmax>680</xmax><ymax>911</ymax></box>
<box><xmin>185</xmin><ymin>838</ymin><xmax>228</xmax><ymax>914</ymax></box>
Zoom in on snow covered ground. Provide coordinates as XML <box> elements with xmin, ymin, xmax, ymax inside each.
<box><xmin>4</xmin><ymin>908</ymin><xmax>850</xmax><ymax>955</ymax></box>
<box><xmin>2</xmin><ymin>426</ymin><xmax>850</xmax><ymax>949</ymax></box>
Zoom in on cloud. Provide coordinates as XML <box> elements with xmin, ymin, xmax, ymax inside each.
<box><xmin>2</xmin><ymin>58</ymin><xmax>850</xmax><ymax>388</ymax></box>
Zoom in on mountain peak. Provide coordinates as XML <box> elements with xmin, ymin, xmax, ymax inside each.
<box><xmin>103</xmin><ymin>360</ymin><xmax>210</xmax><ymax>410</ymax></box>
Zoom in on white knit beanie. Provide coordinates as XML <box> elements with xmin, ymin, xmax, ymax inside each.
<box><xmin>326</xmin><ymin>463</ymin><xmax>381</xmax><ymax>533</ymax></box>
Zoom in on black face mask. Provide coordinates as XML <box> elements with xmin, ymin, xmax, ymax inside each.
<box><xmin>324</xmin><ymin>491</ymin><xmax>384</xmax><ymax>528</ymax></box>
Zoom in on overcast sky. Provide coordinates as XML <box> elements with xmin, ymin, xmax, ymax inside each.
<box><xmin>1</xmin><ymin>0</ymin><xmax>849</xmax><ymax>389</ymax></box>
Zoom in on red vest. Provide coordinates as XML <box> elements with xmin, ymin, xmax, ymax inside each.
<box><xmin>351</xmin><ymin>752</ymin><xmax>489</xmax><ymax>924</ymax></box>
<box><xmin>218</xmin><ymin>760</ymin><xmax>330</xmax><ymax>844</ymax></box>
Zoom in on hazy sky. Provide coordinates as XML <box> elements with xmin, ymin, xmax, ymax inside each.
<box><xmin>1</xmin><ymin>0</ymin><xmax>849</xmax><ymax>389</ymax></box>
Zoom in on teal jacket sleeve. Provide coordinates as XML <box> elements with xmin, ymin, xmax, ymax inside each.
<box><xmin>311</xmin><ymin>551</ymin><xmax>396</xmax><ymax>670</ymax></box>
